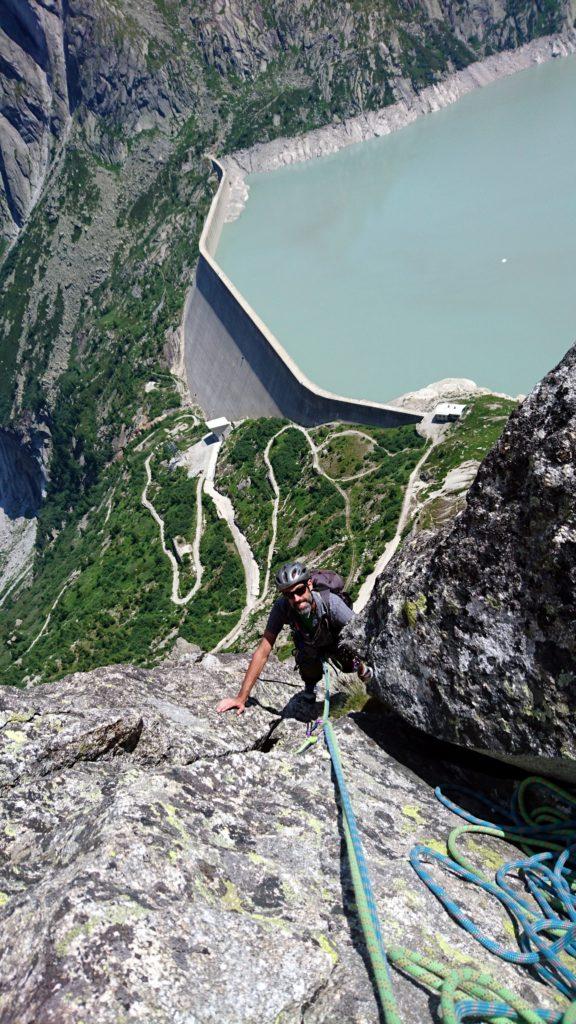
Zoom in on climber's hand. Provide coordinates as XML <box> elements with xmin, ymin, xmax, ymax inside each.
<box><xmin>216</xmin><ymin>696</ymin><xmax>246</xmax><ymax>716</ymax></box>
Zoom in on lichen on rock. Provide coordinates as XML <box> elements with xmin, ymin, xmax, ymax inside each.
<box><xmin>0</xmin><ymin>652</ymin><xmax>558</xmax><ymax>1021</ymax></box>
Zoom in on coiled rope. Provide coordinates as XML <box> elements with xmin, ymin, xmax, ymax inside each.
<box><xmin>299</xmin><ymin>664</ymin><xmax>576</xmax><ymax>1023</ymax></box>
<box><xmin>409</xmin><ymin>779</ymin><xmax>576</xmax><ymax>1013</ymax></box>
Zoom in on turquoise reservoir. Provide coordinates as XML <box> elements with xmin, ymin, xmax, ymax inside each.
<box><xmin>217</xmin><ymin>55</ymin><xmax>576</xmax><ymax>403</ymax></box>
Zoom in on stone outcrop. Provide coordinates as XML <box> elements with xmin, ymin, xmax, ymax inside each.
<box><xmin>346</xmin><ymin>342</ymin><xmax>576</xmax><ymax>780</ymax></box>
<box><xmin>0</xmin><ymin>0</ymin><xmax>71</xmax><ymax>236</ymax></box>
<box><xmin>0</xmin><ymin>651</ymin><xmax>558</xmax><ymax>1022</ymax></box>
<box><xmin>223</xmin><ymin>32</ymin><xmax>576</xmax><ymax>195</ymax></box>
<box><xmin>0</xmin><ymin>422</ymin><xmax>50</xmax><ymax>602</ymax></box>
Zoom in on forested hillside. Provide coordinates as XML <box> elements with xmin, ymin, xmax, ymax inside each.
<box><xmin>0</xmin><ymin>0</ymin><xmax>565</xmax><ymax>682</ymax></box>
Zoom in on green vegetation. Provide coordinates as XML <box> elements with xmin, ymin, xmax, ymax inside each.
<box><xmin>150</xmin><ymin>0</ymin><xmax>180</xmax><ymax>29</ymax></box>
<box><xmin>403</xmin><ymin>593</ymin><xmax>428</xmax><ymax>627</ymax></box>
<box><xmin>398</xmin><ymin>27</ymin><xmax>473</xmax><ymax>88</ymax></box>
<box><xmin>317</xmin><ymin>432</ymin><xmax>376</xmax><ymax>477</ymax></box>
<box><xmin>215</xmin><ymin>418</ymin><xmax>285</xmax><ymax>563</ymax></box>
<box><xmin>0</xmin><ymin>414</ymin><xmax>243</xmax><ymax>687</ymax></box>
<box><xmin>226</xmin><ymin>79</ymin><xmax>331</xmax><ymax>152</ymax></box>
<box><xmin>59</xmin><ymin>149</ymin><xmax>101</xmax><ymax>224</ymax></box>
<box><xmin>180</xmin><ymin>499</ymin><xmax>245</xmax><ymax>650</ymax></box>
<box><xmin>311</xmin><ymin>424</ymin><xmax>427</xmax><ymax>585</ymax></box>
<box><xmin>20</xmin><ymin>287</ymin><xmax>65</xmax><ymax>414</ymax></box>
<box><xmin>422</xmin><ymin>396</ymin><xmax>517</xmax><ymax>491</ymax></box>
<box><xmin>271</xmin><ymin>428</ymin><xmax>350</xmax><ymax>575</ymax></box>
<box><xmin>148</xmin><ymin>427</ymin><xmax>204</xmax><ymax>539</ymax></box>
<box><xmin>0</xmin><ymin>211</ymin><xmax>51</xmax><ymax>422</ymax></box>
<box><xmin>407</xmin><ymin>396</ymin><xmax>517</xmax><ymax>534</ymax></box>
<box><xmin>345</xmin><ymin>435</ymin><xmax>426</xmax><ymax>586</ymax></box>
<box><xmin>330</xmin><ymin>677</ymin><xmax>371</xmax><ymax>719</ymax></box>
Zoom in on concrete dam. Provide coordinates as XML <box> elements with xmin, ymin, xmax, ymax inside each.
<box><xmin>183</xmin><ymin>160</ymin><xmax>422</xmax><ymax>429</ymax></box>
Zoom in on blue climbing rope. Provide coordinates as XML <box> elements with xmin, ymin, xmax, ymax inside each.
<box><xmin>320</xmin><ymin>663</ymin><xmax>402</xmax><ymax>1022</ymax></box>
<box><xmin>297</xmin><ymin>669</ymin><xmax>576</xmax><ymax>1022</ymax></box>
<box><xmin>411</xmin><ymin>781</ymin><xmax>576</xmax><ymax>1001</ymax></box>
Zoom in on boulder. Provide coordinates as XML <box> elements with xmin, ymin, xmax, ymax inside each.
<box><xmin>346</xmin><ymin>343</ymin><xmax>576</xmax><ymax>779</ymax></box>
<box><xmin>0</xmin><ymin>654</ymin><xmax>557</xmax><ymax>1022</ymax></box>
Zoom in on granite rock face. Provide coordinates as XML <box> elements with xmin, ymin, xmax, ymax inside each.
<box><xmin>0</xmin><ymin>652</ymin><xmax>556</xmax><ymax>1022</ymax></box>
<box><xmin>2</xmin><ymin>0</ymin><xmax>574</xmax><ymax>240</ymax></box>
<box><xmin>0</xmin><ymin>0</ymin><xmax>70</xmax><ymax>235</ymax></box>
<box><xmin>0</xmin><ymin>0</ymin><xmax>196</xmax><ymax>237</ymax></box>
<box><xmin>346</xmin><ymin>343</ymin><xmax>576</xmax><ymax>779</ymax></box>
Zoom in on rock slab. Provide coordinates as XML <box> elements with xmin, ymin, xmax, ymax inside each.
<box><xmin>0</xmin><ymin>653</ymin><xmax>557</xmax><ymax>1022</ymax></box>
<box><xmin>347</xmin><ymin>342</ymin><xmax>576</xmax><ymax>779</ymax></box>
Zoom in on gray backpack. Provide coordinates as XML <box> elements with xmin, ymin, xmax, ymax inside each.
<box><xmin>310</xmin><ymin>569</ymin><xmax>353</xmax><ymax>610</ymax></box>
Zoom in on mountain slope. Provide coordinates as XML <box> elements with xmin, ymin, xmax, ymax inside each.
<box><xmin>346</xmin><ymin>343</ymin><xmax>576</xmax><ymax>777</ymax></box>
<box><xmin>0</xmin><ymin>0</ymin><xmax>571</xmax><ymax>679</ymax></box>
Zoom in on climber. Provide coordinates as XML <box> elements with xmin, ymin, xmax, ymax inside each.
<box><xmin>216</xmin><ymin>561</ymin><xmax>373</xmax><ymax>715</ymax></box>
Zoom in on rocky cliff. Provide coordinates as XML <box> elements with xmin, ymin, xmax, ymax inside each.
<box><xmin>2</xmin><ymin>0</ymin><xmax>574</xmax><ymax>241</ymax></box>
<box><xmin>346</xmin><ymin>343</ymin><xmax>576</xmax><ymax>779</ymax></box>
<box><xmin>0</xmin><ymin>0</ymin><xmax>202</xmax><ymax>240</ymax></box>
<box><xmin>0</xmin><ymin>649</ymin><xmax>560</xmax><ymax>1022</ymax></box>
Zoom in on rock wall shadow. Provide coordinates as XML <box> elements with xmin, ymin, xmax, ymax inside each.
<box><xmin>0</xmin><ymin>430</ymin><xmax>44</xmax><ymax>521</ymax></box>
<box><xmin>351</xmin><ymin>706</ymin><xmax>532</xmax><ymax>820</ymax></box>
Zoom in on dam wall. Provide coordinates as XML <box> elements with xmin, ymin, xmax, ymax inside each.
<box><xmin>183</xmin><ymin>160</ymin><xmax>422</xmax><ymax>428</ymax></box>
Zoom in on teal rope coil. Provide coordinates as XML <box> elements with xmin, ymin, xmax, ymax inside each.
<box><xmin>297</xmin><ymin>669</ymin><xmax>576</xmax><ymax>1023</ymax></box>
<box><xmin>411</xmin><ymin>780</ymin><xmax>576</xmax><ymax>1003</ymax></box>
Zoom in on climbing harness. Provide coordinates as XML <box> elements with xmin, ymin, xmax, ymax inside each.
<box><xmin>297</xmin><ymin>664</ymin><xmax>576</xmax><ymax>1023</ymax></box>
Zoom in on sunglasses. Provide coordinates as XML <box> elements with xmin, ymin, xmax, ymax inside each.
<box><xmin>284</xmin><ymin>583</ymin><xmax>308</xmax><ymax>601</ymax></box>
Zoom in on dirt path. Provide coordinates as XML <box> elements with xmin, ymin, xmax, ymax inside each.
<box><xmin>190</xmin><ymin>474</ymin><xmax>205</xmax><ymax>592</ymax></box>
<box><xmin>142</xmin><ymin>430</ymin><xmax>262</xmax><ymax>639</ymax></box>
<box><xmin>315</xmin><ymin>429</ymin><xmax>413</xmax><ymax>483</ymax></box>
<box><xmin>353</xmin><ymin>439</ymin><xmax>440</xmax><ymax>612</ymax></box>
<box><xmin>206</xmin><ymin>442</ymin><xmax>261</xmax><ymax>653</ymax></box>
<box><xmin>23</xmin><ymin>570</ymin><xmax>80</xmax><ymax>656</ymax></box>
<box><xmin>142</xmin><ymin>452</ymin><xmax>203</xmax><ymax>606</ymax></box>
<box><xmin>134</xmin><ymin>412</ymin><xmax>199</xmax><ymax>453</ymax></box>
<box><xmin>260</xmin><ymin>431</ymin><xmax>283</xmax><ymax>607</ymax></box>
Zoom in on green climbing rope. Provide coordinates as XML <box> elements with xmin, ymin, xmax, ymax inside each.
<box><xmin>298</xmin><ymin>664</ymin><xmax>576</xmax><ymax>1023</ymax></box>
<box><xmin>321</xmin><ymin>663</ymin><xmax>403</xmax><ymax>1023</ymax></box>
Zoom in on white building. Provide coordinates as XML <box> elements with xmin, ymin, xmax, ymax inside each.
<box><xmin>206</xmin><ymin>416</ymin><xmax>232</xmax><ymax>439</ymax></box>
<box><xmin>432</xmin><ymin>403</ymin><xmax>466</xmax><ymax>423</ymax></box>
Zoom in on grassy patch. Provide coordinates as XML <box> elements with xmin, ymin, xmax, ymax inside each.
<box><xmin>0</xmin><ymin>414</ymin><xmax>242</xmax><ymax>687</ymax></box>
<box><xmin>270</xmin><ymin>428</ymin><xmax>351</xmax><ymax>577</ymax></box>
<box><xmin>317</xmin><ymin>432</ymin><xmax>376</xmax><ymax>477</ymax></box>
<box><xmin>421</xmin><ymin>396</ymin><xmax>517</xmax><ymax>492</ymax></box>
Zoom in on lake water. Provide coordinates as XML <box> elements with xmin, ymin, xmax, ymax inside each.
<box><xmin>217</xmin><ymin>54</ymin><xmax>576</xmax><ymax>404</ymax></box>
